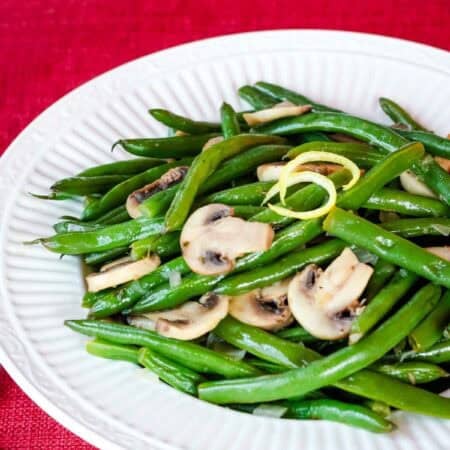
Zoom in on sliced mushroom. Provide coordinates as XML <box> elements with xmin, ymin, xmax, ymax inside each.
<box><xmin>243</xmin><ymin>102</ymin><xmax>311</xmax><ymax>127</ymax></box>
<box><xmin>435</xmin><ymin>156</ymin><xmax>450</xmax><ymax>173</ymax></box>
<box><xmin>256</xmin><ymin>162</ymin><xmax>343</xmax><ymax>182</ymax></box>
<box><xmin>400</xmin><ymin>170</ymin><xmax>437</xmax><ymax>199</ymax></box>
<box><xmin>127</xmin><ymin>293</ymin><xmax>229</xmax><ymax>340</ymax></box>
<box><xmin>180</xmin><ymin>203</ymin><xmax>274</xmax><ymax>275</ymax></box>
<box><xmin>126</xmin><ymin>166</ymin><xmax>189</xmax><ymax>218</ymax></box>
<box><xmin>288</xmin><ymin>248</ymin><xmax>373</xmax><ymax>340</ymax></box>
<box><xmin>86</xmin><ymin>254</ymin><xmax>160</xmax><ymax>292</ymax></box>
<box><xmin>229</xmin><ymin>278</ymin><xmax>293</xmax><ymax>331</ymax></box>
<box><xmin>426</xmin><ymin>246</ymin><xmax>450</xmax><ymax>262</ymax></box>
<box><xmin>202</xmin><ymin>136</ymin><xmax>224</xmax><ymax>151</ymax></box>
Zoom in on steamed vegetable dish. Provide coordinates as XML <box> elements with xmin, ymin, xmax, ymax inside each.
<box><xmin>30</xmin><ymin>81</ymin><xmax>450</xmax><ymax>433</ymax></box>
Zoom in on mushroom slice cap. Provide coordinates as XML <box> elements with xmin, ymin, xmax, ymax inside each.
<box><xmin>426</xmin><ymin>246</ymin><xmax>450</xmax><ymax>262</ymax></box>
<box><xmin>128</xmin><ymin>293</ymin><xmax>229</xmax><ymax>340</ymax></box>
<box><xmin>288</xmin><ymin>248</ymin><xmax>373</xmax><ymax>340</ymax></box>
<box><xmin>126</xmin><ymin>166</ymin><xmax>189</xmax><ymax>218</ymax></box>
<box><xmin>86</xmin><ymin>254</ymin><xmax>161</xmax><ymax>293</ymax></box>
<box><xmin>229</xmin><ymin>278</ymin><xmax>293</xmax><ymax>331</ymax></box>
<box><xmin>243</xmin><ymin>102</ymin><xmax>312</xmax><ymax>127</ymax></box>
<box><xmin>400</xmin><ymin>170</ymin><xmax>437</xmax><ymax>199</ymax></box>
<box><xmin>181</xmin><ymin>204</ymin><xmax>274</xmax><ymax>276</ymax></box>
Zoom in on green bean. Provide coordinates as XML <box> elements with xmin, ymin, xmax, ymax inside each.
<box><xmin>221</xmin><ymin>103</ymin><xmax>240</xmax><ymax>138</ymax></box>
<box><xmin>130</xmin><ymin>219</ymin><xmax>324</xmax><ymax>313</ymax></box>
<box><xmin>409</xmin><ymin>290</ymin><xmax>450</xmax><ymax>351</ymax></box>
<box><xmin>364</xmin><ymin>259</ymin><xmax>396</xmax><ymax>302</ymax></box>
<box><xmin>323</xmin><ymin>208</ymin><xmax>450</xmax><ymax>288</ymax></box>
<box><xmin>379</xmin><ymin>97</ymin><xmax>428</xmax><ymax>131</ymax></box>
<box><xmin>95</xmin><ymin>205</ymin><xmax>130</xmax><ymax>225</ymax></box>
<box><xmin>87</xmin><ymin>256</ymin><xmax>190</xmax><ymax>316</ymax></box>
<box><xmin>138</xmin><ymin>348</ymin><xmax>203</xmax><ymax>395</ymax></box>
<box><xmin>238</xmin><ymin>85</ymin><xmax>278</xmax><ymax>109</ymax></box>
<box><xmin>84</xmin><ymin>247</ymin><xmax>130</xmax><ymax>266</ymax></box>
<box><xmin>215</xmin><ymin>239</ymin><xmax>346</xmax><ymax>296</ymax></box>
<box><xmin>254</xmin><ymin>81</ymin><xmax>340</xmax><ymax>113</ymax></box>
<box><xmin>371</xmin><ymin>362</ymin><xmax>448</xmax><ymax>384</ymax></box>
<box><xmin>198</xmin><ymin>284</ymin><xmax>442</xmax><ymax>405</ymax></box>
<box><xmin>381</xmin><ymin>218</ymin><xmax>450</xmax><ymax>238</ymax></box>
<box><xmin>286</xmin><ymin>141</ymin><xmax>381</xmax><ymax>169</ymax></box>
<box><xmin>51</xmin><ymin>175</ymin><xmax>129</xmax><ymax>195</ymax></box>
<box><xmin>298</xmin><ymin>132</ymin><xmax>332</xmax><ymax>143</ymax></box>
<box><xmin>165</xmin><ymin>135</ymin><xmax>285</xmax><ymax>231</ymax></box>
<box><xmin>397</xmin><ymin>340</ymin><xmax>450</xmax><ymax>364</ymax></box>
<box><xmin>149</xmin><ymin>109</ymin><xmax>220</xmax><ymax>134</ymax></box>
<box><xmin>363</xmin><ymin>188</ymin><xmax>449</xmax><ymax>217</ymax></box>
<box><xmin>397</xmin><ymin>130</ymin><xmax>450</xmax><ymax>159</ymax></box>
<box><xmin>200</xmin><ymin>181</ymin><xmax>273</xmax><ymax>206</ymax></box>
<box><xmin>232</xmin><ymin>205</ymin><xmax>266</xmax><ymax>219</ymax></box>
<box><xmin>86</xmin><ymin>338</ymin><xmax>139</xmax><ymax>364</ymax></box>
<box><xmin>32</xmin><ymin>216</ymin><xmax>165</xmax><ymax>255</ymax></box>
<box><xmin>131</xmin><ymin>232</ymin><xmax>180</xmax><ymax>260</ymax></box>
<box><xmin>338</xmin><ymin>142</ymin><xmax>425</xmax><ymax>210</ymax></box>
<box><xmin>53</xmin><ymin>220</ymin><xmax>103</xmax><ymax>233</ymax></box>
<box><xmin>82</xmin><ymin>159</ymin><xmax>193</xmax><ymax>221</ymax></box>
<box><xmin>213</xmin><ymin>317</ymin><xmax>449</xmax><ymax>415</ymax></box>
<box><xmin>285</xmin><ymin>399</ymin><xmax>393</xmax><ymax>433</ymax></box>
<box><xmin>114</xmin><ymin>133</ymin><xmax>220</xmax><ymax>158</ymax></box>
<box><xmin>256</xmin><ymin>112</ymin><xmax>450</xmax><ymax>204</ymax></box>
<box><xmin>78</xmin><ymin>158</ymin><xmax>167</xmax><ymax>177</ymax></box>
<box><xmin>65</xmin><ymin>320</ymin><xmax>260</xmax><ymax>378</ymax></box>
<box><xmin>276</xmin><ymin>326</ymin><xmax>317</xmax><ymax>343</ymax></box>
<box><xmin>30</xmin><ymin>192</ymin><xmax>78</xmax><ymax>201</ymax></box>
<box><xmin>138</xmin><ymin>144</ymin><xmax>291</xmax><ymax>218</ymax></box>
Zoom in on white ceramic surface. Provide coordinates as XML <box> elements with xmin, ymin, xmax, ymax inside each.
<box><xmin>0</xmin><ymin>30</ymin><xmax>449</xmax><ymax>450</ymax></box>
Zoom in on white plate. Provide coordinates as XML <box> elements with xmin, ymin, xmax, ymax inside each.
<box><xmin>0</xmin><ymin>30</ymin><xmax>449</xmax><ymax>450</ymax></box>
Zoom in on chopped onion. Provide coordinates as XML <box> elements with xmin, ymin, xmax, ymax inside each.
<box><xmin>169</xmin><ymin>270</ymin><xmax>182</xmax><ymax>288</ymax></box>
<box><xmin>252</xmin><ymin>404</ymin><xmax>288</xmax><ymax>418</ymax></box>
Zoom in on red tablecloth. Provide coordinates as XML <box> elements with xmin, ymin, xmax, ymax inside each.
<box><xmin>0</xmin><ymin>0</ymin><xmax>449</xmax><ymax>448</ymax></box>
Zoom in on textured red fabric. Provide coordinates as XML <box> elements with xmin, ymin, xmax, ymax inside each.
<box><xmin>0</xmin><ymin>0</ymin><xmax>449</xmax><ymax>448</ymax></box>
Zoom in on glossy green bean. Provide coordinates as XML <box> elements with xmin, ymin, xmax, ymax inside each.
<box><xmin>238</xmin><ymin>85</ymin><xmax>278</xmax><ymax>109</ymax></box>
<box><xmin>86</xmin><ymin>338</ymin><xmax>139</xmax><ymax>364</ymax></box>
<box><xmin>221</xmin><ymin>102</ymin><xmax>240</xmax><ymax>138</ymax></box>
<box><xmin>82</xmin><ymin>159</ymin><xmax>192</xmax><ymax>220</ymax></box>
<box><xmin>200</xmin><ymin>181</ymin><xmax>273</xmax><ymax>206</ymax></box>
<box><xmin>379</xmin><ymin>97</ymin><xmax>428</xmax><ymax>131</ymax></box>
<box><xmin>84</xmin><ymin>247</ymin><xmax>130</xmax><ymax>266</ymax></box>
<box><xmin>215</xmin><ymin>239</ymin><xmax>346</xmax><ymax>296</ymax></box>
<box><xmin>231</xmin><ymin>205</ymin><xmax>266</xmax><ymax>219</ymax></box>
<box><xmin>149</xmin><ymin>109</ymin><xmax>220</xmax><ymax>134</ymax></box>
<box><xmin>198</xmin><ymin>283</ymin><xmax>442</xmax><ymax>405</ymax></box>
<box><xmin>138</xmin><ymin>144</ymin><xmax>291</xmax><ymax>218</ymax></box>
<box><xmin>371</xmin><ymin>362</ymin><xmax>448</xmax><ymax>384</ymax></box>
<box><xmin>409</xmin><ymin>290</ymin><xmax>450</xmax><ymax>351</ymax></box>
<box><xmin>364</xmin><ymin>259</ymin><xmax>396</xmax><ymax>301</ymax></box>
<box><xmin>30</xmin><ymin>192</ymin><xmax>78</xmax><ymax>201</ymax></box>
<box><xmin>398</xmin><ymin>340</ymin><xmax>450</xmax><ymax>364</ymax></box>
<box><xmin>138</xmin><ymin>348</ymin><xmax>203</xmax><ymax>395</ymax></box>
<box><xmin>299</xmin><ymin>132</ymin><xmax>333</xmax><ymax>143</ymax></box>
<box><xmin>131</xmin><ymin>232</ymin><xmax>180</xmax><ymax>260</ymax></box>
<box><xmin>397</xmin><ymin>130</ymin><xmax>450</xmax><ymax>159</ymax></box>
<box><xmin>285</xmin><ymin>399</ymin><xmax>393</xmax><ymax>433</ymax></box>
<box><xmin>338</xmin><ymin>142</ymin><xmax>424</xmax><ymax>210</ymax></box>
<box><xmin>114</xmin><ymin>133</ymin><xmax>219</xmax><ymax>158</ymax></box>
<box><xmin>130</xmin><ymin>219</ymin><xmax>323</xmax><ymax>313</ymax></box>
<box><xmin>78</xmin><ymin>158</ymin><xmax>167</xmax><ymax>177</ymax></box>
<box><xmin>363</xmin><ymin>188</ymin><xmax>449</xmax><ymax>217</ymax></box>
<box><xmin>256</xmin><ymin>112</ymin><xmax>450</xmax><ymax>205</ymax></box>
<box><xmin>213</xmin><ymin>317</ymin><xmax>449</xmax><ymax>415</ymax></box>
<box><xmin>51</xmin><ymin>175</ymin><xmax>129</xmax><ymax>195</ymax></box>
<box><xmin>276</xmin><ymin>326</ymin><xmax>317</xmax><ymax>343</ymax></box>
<box><xmin>65</xmin><ymin>320</ymin><xmax>260</xmax><ymax>378</ymax></box>
<box><xmin>165</xmin><ymin>135</ymin><xmax>285</xmax><ymax>231</ymax></box>
<box><xmin>53</xmin><ymin>220</ymin><xmax>103</xmax><ymax>233</ymax></box>
<box><xmin>254</xmin><ymin>81</ymin><xmax>340</xmax><ymax>113</ymax></box>
<box><xmin>32</xmin><ymin>216</ymin><xmax>165</xmax><ymax>255</ymax></box>
<box><xmin>286</xmin><ymin>141</ymin><xmax>381</xmax><ymax>169</ymax></box>
<box><xmin>381</xmin><ymin>218</ymin><xmax>450</xmax><ymax>238</ymax></box>
<box><xmin>94</xmin><ymin>205</ymin><xmax>130</xmax><ymax>225</ymax></box>
<box><xmin>87</xmin><ymin>256</ymin><xmax>190</xmax><ymax>316</ymax></box>
<box><xmin>323</xmin><ymin>208</ymin><xmax>450</xmax><ymax>288</ymax></box>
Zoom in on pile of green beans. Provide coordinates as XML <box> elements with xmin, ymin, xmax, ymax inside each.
<box><xmin>31</xmin><ymin>80</ymin><xmax>450</xmax><ymax>434</ymax></box>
